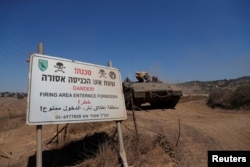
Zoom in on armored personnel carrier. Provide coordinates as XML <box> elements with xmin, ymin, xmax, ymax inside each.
<box><xmin>122</xmin><ymin>72</ymin><xmax>182</xmax><ymax>109</ymax></box>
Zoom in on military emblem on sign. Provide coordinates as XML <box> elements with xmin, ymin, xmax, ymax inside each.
<box><xmin>38</xmin><ymin>59</ymin><xmax>48</xmax><ymax>72</ymax></box>
<box><xmin>109</xmin><ymin>71</ymin><xmax>116</xmax><ymax>79</ymax></box>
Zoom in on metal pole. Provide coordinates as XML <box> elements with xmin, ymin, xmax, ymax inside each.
<box><xmin>36</xmin><ymin>42</ymin><xmax>43</xmax><ymax>167</ymax></box>
<box><xmin>107</xmin><ymin>61</ymin><xmax>128</xmax><ymax>167</ymax></box>
<box><xmin>107</xmin><ymin>61</ymin><xmax>112</xmax><ymax>67</ymax></box>
<box><xmin>38</xmin><ymin>42</ymin><xmax>43</xmax><ymax>55</ymax></box>
<box><xmin>130</xmin><ymin>95</ymin><xmax>138</xmax><ymax>134</ymax></box>
<box><xmin>36</xmin><ymin>125</ymin><xmax>42</xmax><ymax>167</ymax></box>
<box><xmin>117</xmin><ymin>121</ymin><xmax>128</xmax><ymax>167</ymax></box>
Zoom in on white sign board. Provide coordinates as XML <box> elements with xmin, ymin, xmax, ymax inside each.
<box><xmin>27</xmin><ymin>54</ymin><xmax>127</xmax><ymax>125</ymax></box>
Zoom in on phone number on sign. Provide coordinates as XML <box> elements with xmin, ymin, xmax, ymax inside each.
<box><xmin>55</xmin><ymin>114</ymin><xmax>109</xmax><ymax>120</ymax></box>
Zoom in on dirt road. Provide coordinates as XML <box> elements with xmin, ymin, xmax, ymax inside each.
<box><xmin>0</xmin><ymin>97</ymin><xmax>249</xmax><ymax>166</ymax></box>
<box><xmin>127</xmin><ymin>98</ymin><xmax>250</xmax><ymax>166</ymax></box>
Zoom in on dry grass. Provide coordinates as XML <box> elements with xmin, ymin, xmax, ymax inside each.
<box><xmin>3</xmin><ymin>91</ymin><xmax>249</xmax><ymax>166</ymax></box>
<box><xmin>70</xmin><ymin>132</ymin><xmax>176</xmax><ymax>167</ymax></box>
<box><xmin>0</xmin><ymin>96</ymin><xmax>177</xmax><ymax>166</ymax></box>
<box><xmin>22</xmin><ymin>119</ymin><xmax>176</xmax><ymax>167</ymax></box>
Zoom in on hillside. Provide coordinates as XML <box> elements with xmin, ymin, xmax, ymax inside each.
<box><xmin>1</xmin><ymin>76</ymin><xmax>249</xmax><ymax>97</ymax></box>
<box><xmin>176</xmin><ymin>76</ymin><xmax>250</xmax><ymax>95</ymax></box>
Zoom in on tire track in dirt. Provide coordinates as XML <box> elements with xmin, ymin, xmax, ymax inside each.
<box><xmin>127</xmin><ymin>100</ymin><xmax>250</xmax><ymax>167</ymax></box>
<box><xmin>134</xmin><ymin>109</ymin><xmax>216</xmax><ymax>166</ymax></box>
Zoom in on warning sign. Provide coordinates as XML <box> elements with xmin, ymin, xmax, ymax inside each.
<box><xmin>27</xmin><ymin>54</ymin><xmax>127</xmax><ymax>125</ymax></box>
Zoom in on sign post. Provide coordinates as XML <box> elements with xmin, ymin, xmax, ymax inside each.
<box><xmin>36</xmin><ymin>42</ymin><xmax>43</xmax><ymax>167</ymax></box>
<box><xmin>108</xmin><ymin>61</ymin><xmax>128</xmax><ymax>167</ymax></box>
<box><xmin>27</xmin><ymin>50</ymin><xmax>127</xmax><ymax>165</ymax></box>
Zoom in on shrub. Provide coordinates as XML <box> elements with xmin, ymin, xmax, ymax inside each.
<box><xmin>231</xmin><ymin>86</ymin><xmax>250</xmax><ymax>109</ymax></box>
<box><xmin>207</xmin><ymin>85</ymin><xmax>250</xmax><ymax>109</ymax></box>
<box><xmin>17</xmin><ymin>93</ymin><xmax>24</xmax><ymax>99</ymax></box>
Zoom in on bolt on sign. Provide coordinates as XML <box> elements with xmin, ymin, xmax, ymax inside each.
<box><xmin>27</xmin><ymin>54</ymin><xmax>127</xmax><ymax>125</ymax></box>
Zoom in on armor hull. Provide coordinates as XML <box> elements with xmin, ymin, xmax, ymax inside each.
<box><xmin>123</xmin><ymin>72</ymin><xmax>182</xmax><ymax>109</ymax></box>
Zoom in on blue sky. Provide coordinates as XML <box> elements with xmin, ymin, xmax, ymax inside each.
<box><xmin>0</xmin><ymin>0</ymin><xmax>249</xmax><ymax>92</ymax></box>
